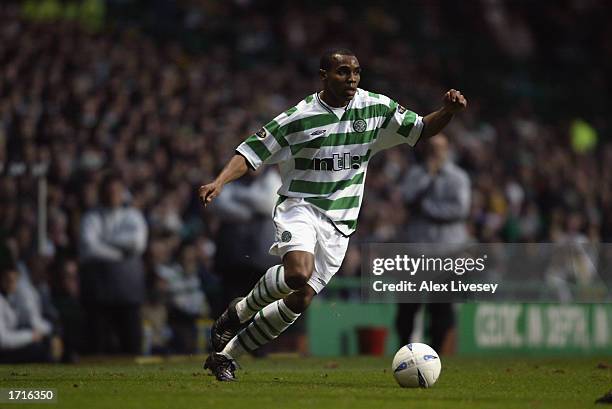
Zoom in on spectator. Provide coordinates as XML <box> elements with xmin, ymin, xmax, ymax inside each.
<box><xmin>395</xmin><ymin>134</ymin><xmax>471</xmax><ymax>354</ymax></box>
<box><xmin>212</xmin><ymin>168</ymin><xmax>281</xmax><ymax>305</ymax></box>
<box><xmin>51</xmin><ymin>256</ymin><xmax>84</xmax><ymax>362</ymax></box>
<box><xmin>79</xmin><ymin>172</ymin><xmax>148</xmax><ymax>354</ymax></box>
<box><xmin>153</xmin><ymin>240</ymin><xmax>209</xmax><ymax>354</ymax></box>
<box><xmin>0</xmin><ymin>260</ymin><xmax>58</xmax><ymax>363</ymax></box>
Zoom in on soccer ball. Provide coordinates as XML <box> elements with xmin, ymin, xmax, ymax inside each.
<box><xmin>392</xmin><ymin>343</ymin><xmax>441</xmax><ymax>388</ymax></box>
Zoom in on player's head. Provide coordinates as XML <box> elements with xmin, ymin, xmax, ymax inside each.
<box><xmin>319</xmin><ymin>48</ymin><xmax>360</xmax><ymax>106</ymax></box>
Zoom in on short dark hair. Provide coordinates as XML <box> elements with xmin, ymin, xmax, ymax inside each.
<box><xmin>99</xmin><ymin>171</ymin><xmax>123</xmax><ymax>207</ymax></box>
<box><xmin>320</xmin><ymin>48</ymin><xmax>356</xmax><ymax>71</ymax></box>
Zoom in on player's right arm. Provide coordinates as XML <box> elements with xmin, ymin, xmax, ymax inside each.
<box><xmin>200</xmin><ymin>104</ymin><xmax>297</xmax><ymax>207</ymax></box>
<box><xmin>199</xmin><ymin>154</ymin><xmax>249</xmax><ymax>207</ymax></box>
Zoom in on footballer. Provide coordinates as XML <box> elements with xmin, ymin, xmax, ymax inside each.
<box><xmin>199</xmin><ymin>48</ymin><xmax>467</xmax><ymax>381</ymax></box>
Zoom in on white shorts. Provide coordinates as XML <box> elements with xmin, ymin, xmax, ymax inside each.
<box><xmin>269</xmin><ymin>198</ymin><xmax>350</xmax><ymax>293</ymax></box>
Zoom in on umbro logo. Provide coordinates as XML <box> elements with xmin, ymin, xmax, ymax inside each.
<box><xmin>310</xmin><ymin>129</ymin><xmax>327</xmax><ymax>136</ymax></box>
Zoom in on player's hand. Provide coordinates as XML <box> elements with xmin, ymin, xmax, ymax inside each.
<box><xmin>442</xmin><ymin>89</ymin><xmax>467</xmax><ymax>114</ymax></box>
<box><xmin>199</xmin><ymin>181</ymin><xmax>223</xmax><ymax>207</ymax></box>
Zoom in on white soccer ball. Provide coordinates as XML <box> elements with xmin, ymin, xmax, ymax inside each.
<box><xmin>392</xmin><ymin>343</ymin><xmax>441</xmax><ymax>388</ymax></box>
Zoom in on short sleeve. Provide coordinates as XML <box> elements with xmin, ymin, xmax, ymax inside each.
<box><xmin>236</xmin><ymin>112</ymin><xmax>294</xmax><ymax>170</ymax></box>
<box><xmin>372</xmin><ymin>100</ymin><xmax>424</xmax><ymax>154</ymax></box>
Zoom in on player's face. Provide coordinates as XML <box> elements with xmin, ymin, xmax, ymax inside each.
<box><xmin>321</xmin><ymin>54</ymin><xmax>361</xmax><ymax>104</ymax></box>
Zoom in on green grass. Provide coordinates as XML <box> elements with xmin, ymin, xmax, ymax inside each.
<box><xmin>1</xmin><ymin>356</ymin><xmax>611</xmax><ymax>409</ymax></box>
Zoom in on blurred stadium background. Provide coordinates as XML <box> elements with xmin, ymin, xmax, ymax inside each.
<box><xmin>1</xmin><ymin>0</ymin><xmax>611</xmax><ymax>364</ymax></box>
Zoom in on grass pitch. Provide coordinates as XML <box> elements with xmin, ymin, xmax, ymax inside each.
<box><xmin>1</xmin><ymin>356</ymin><xmax>610</xmax><ymax>409</ymax></box>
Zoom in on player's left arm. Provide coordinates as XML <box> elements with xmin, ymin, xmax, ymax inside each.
<box><xmin>421</xmin><ymin>89</ymin><xmax>467</xmax><ymax>139</ymax></box>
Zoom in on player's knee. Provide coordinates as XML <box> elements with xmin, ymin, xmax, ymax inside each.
<box><xmin>285</xmin><ymin>286</ymin><xmax>316</xmax><ymax>314</ymax></box>
<box><xmin>298</xmin><ymin>287</ymin><xmax>316</xmax><ymax>310</ymax></box>
<box><xmin>283</xmin><ymin>254</ymin><xmax>314</xmax><ymax>290</ymax></box>
<box><xmin>284</xmin><ymin>266</ymin><xmax>312</xmax><ymax>289</ymax></box>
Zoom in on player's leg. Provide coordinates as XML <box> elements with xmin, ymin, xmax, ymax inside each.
<box><xmin>218</xmin><ymin>283</ymin><xmax>315</xmax><ymax>361</ymax></box>
<box><xmin>234</xmin><ymin>249</ymin><xmax>313</xmax><ymax>323</ymax></box>
<box><xmin>205</xmin><ymin>203</ymin><xmax>352</xmax><ymax>381</ymax></box>
<box><xmin>283</xmin><ymin>282</ymin><xmax>317</xmax><ymax>314</ymax></box>
<box><xmin>204</xmin><ymin>287</ymin><xmax>315</xmax><ymax>381</ymax></box>
<box><xmin>206</xmin><ymin>285</ymin><xmax>315</xmax><ymax>381</ymax></box>
<box><xmin>238</xmin><ymin>208</ymin><xmax>352</xmax><ymax>353</ymax></box>
<box><xmin>206</xmin><ymin>214</ymin><xmax>349</xmax><ymax>381</ymax></box>
<box><xmin>209</xmin><ymin>251</ymin><xmax>314</xmax><ymax>352</ymax></box>
<box><xmin>205</xmin><ymin>251</ymin><xmax>315</xmax><ymax>381</ymax></box>
<box><xmin>225</xmin><ymin>250</ymin><xmax>314</xmax><ymax>349</ymax></box>
<box><xmin>209</xmin><ymin>200</ymin><xmax>316</xmax><ymax>353</ymax></box>
<box><xmin>209</xmin><ymin>263</ymin><xmax>294</xmax><ymax>352</ymax></box>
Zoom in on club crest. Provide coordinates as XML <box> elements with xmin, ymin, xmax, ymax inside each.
<box><xmin>352</xmin><ymin>119</ymin><xmax>367</xmax><ymax>133</ymax></box>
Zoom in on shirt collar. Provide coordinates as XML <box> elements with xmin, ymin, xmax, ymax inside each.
<box><xmin>316</xmin><ymin>91</ymin><xmax>355</xmax><ymax>114</ymax></box>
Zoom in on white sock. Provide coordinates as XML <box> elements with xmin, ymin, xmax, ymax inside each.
<box><xmin>222</xmin><ymin>299</ymin><xmax>300</xmax><ymax>360</ymax></box>
<box><xmin>235</xmin><ymin>265</ymin><xmax>293</xmax><ymax>323</ymax></box>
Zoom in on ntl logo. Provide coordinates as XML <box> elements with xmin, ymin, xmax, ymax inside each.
<box><xmin>312</xmin><ymin>153</ymin><xmax>361</xmax><ymax>171</ymax></box>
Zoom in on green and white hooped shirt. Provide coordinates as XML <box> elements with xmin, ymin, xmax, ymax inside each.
<box><xmin>236</xmin><ymin>88</ymin><xmax>424</xmax><ymax>236</ymax></box>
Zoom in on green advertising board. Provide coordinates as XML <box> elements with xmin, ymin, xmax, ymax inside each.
<box><xmin>459</xmin><ymin>303</ymin><xmax>612</xmax><ymax>355</ymax></box>
<box><xmin>307</xmin><ymin>300</ymin><xmax>612</xmax><ymax>356</ymax></box>
<box><xmin>307</xmin><ymin>299</ymin><xmax>399</xmax><ymax>356</ymax></box>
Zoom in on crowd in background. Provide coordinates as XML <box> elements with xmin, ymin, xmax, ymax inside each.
<box><xmin>0</xmin><ymin>0</ymin><xmax>611</xmax><ymax>359</ymax></box>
